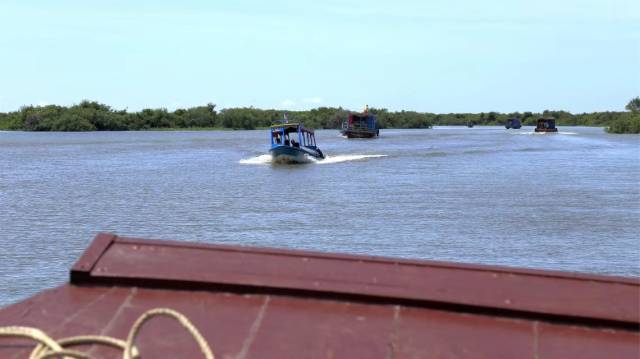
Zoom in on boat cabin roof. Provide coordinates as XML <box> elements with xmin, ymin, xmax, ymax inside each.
<box><xmin>270</xmin><ymin>122</ymin><xmax>315</xmax><ymax>134</ymax></box>
<box><xmin>350</xmin><ymin>113</ymin><xmax>376</xmax><ymax>120</ymax></box>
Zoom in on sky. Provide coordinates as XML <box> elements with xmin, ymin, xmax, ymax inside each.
<box><xmin>0</xmin><ymin>0</ymin><xmax>638</xmax><ymax>113</ymax></box>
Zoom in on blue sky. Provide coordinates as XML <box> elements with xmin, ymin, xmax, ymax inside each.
<box><xmin>1</xmin><ymin>0</ymin><xmax>638</xmax><ymax>113</ymax></box>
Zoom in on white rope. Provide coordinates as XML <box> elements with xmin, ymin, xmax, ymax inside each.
<box><xmin>30</xmin><ymin>336</ymin><xmax>139</xmax><ymax>359</ymax></box>
<box><xmin>124</xmin><ymin>308</ymin><xmax>213</xmax><ymax>359</ymax></box>
<box><xmin>0</xmin><ymin>308</ymin><xmax>214</xmax><ymax>359</ymax></box>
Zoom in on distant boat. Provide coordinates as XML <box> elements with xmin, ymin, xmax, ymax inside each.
<box><xmin>505</xmin><ymin>118</ymin><xmax>522</xmax><ymax>129</ymax></box>
<box><xmin>269</xmin><ymin>121</ymin><xmax>324</xmax><ymax>163</ymax></box>
<box><xmin>466</xmin><ymin>121</ymin><xmax>475</xmax><ymax>128</ymax></box>
<box><xmin>341</xmin><ymin>105</ymin><xmax>379</xmax><ymax>138</ymax></box>
<box><xmin>534</xmin><ymin>117</ymin><xmax>558</xmax><ymax>133</ymax></box>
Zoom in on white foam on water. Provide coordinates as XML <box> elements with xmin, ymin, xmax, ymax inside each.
<box><xmin>514</xmin><ymin>131</ymin><xmax>577</xmax><ymax>136</ymax></box>
<box><xmin>530</xmin><ymin>131</ymin><xmax>578</xmax><ymax>135</ymax></box>
<box><xmin>240</xmin><ymin>153</ymin><xmax>387</xmax><ymax>165</ymax></box>
<box><xmin>239</xmin><ymin>154</ymin><xmax>272</xmax><ymax>165</ymax></box>
<box><xmin>313</xmin><ymin>154</ymin><xmax>387</xmax><ymax>164</ymax></box>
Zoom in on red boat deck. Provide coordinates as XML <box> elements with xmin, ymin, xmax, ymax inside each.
<box><xmin>1</xmin><ymin>233</ymin><xmax>638</xmax><ymax>358</ymax></box>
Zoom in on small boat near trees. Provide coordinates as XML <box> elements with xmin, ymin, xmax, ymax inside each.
<box><xmin>534</xmin><ymin>117</ymin><xmax>558</xmax><ymax>132</ymax></box>
<box><xmin>269</xmin><ymin>120</ymin><xmax>324</xmax><ymax>164</ymax></box>
<box><xmin>341</xmin><ymin>105</ymin><xmax>379</xmax><ymax>138</ymax></box>
<box><xmin>505</xmin><ymin>118</ymin><xmax>522</xmax><ymax>129</ymax></box>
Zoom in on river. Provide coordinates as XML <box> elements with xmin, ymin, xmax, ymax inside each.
<box><xmin>0</xmin><ymin>126</ymin><xmax>638</xmax><ymax>306</ymax></box>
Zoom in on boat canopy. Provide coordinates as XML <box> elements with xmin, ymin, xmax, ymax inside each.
<box><xmin>270</xmin><ymin>122</ymin><xmax>318</xmax><ymax>148</ymax></box>
<box><xmin>537</xmin><ymin>118</ymin><xmax>556</xmax><ymax>126</ymax></box>
<box><xmin>270</xmin><ymin>123</ymin><xmax>315</xmax><ymax>134</ymax></box>
<box><xmin>347</xmin><ymin>113</ymin><xmax>377</xmax><ymax>128</ymax></box>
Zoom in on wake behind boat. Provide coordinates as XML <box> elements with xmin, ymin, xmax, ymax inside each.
<box><xmin>269</xmin><ymin>120</ymin><xmax>324</xmax><ymax>164</ymax></box>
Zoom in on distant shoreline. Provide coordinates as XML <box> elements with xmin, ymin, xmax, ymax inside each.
<box><xmin>1</xmin><ymin>100</ymin><xmax>638</xmax><ymax>134</ymax></box>
<box><xmin>0</xmin><ymin>125</ymin><xmax>631</xmax><ymax>133</ymax></box>
<box><xmin>0</xmin><ymin>125</ymin><xmax>633</xmax><ymax>132</ymax></box>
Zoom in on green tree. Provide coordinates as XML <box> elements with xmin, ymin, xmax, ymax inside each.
<box><xmin>487</xmin><ymin>112</ymin><xmax>498</xmax><ymax>124</ymax></box>
<box><xmin>50</xmin><ymin>113</ymin><xmax>96</xmax><ymax>131</ymax></box>
<box><xmin>625</xmin><ymin>97</ymin><xmax>640</xmax><ymax>113</ymax></box>
<box><xmin>1</xmin><ymin>100</ymin><xmax>638</xmax><ymax>132</ymax></box>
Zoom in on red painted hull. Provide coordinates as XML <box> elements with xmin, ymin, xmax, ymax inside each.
<box><xmin>1</xmin><ymin>233</ymin><xmax>638</xmax><ymax>358</ymax></box>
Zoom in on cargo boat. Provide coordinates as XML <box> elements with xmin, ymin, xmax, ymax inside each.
<box><xmin>505</xmin><ymin>118</ymin><xmax>522</xmax><ymax>129</ymax></box>
<box><xmin>270</xmin><ymin>121</ymin><xmax>324</xmax><ymax>163</ymax></box>
<box><xmin>535</xmin><ymin>117</ymin><xmax>558</xmax><ymax>132</ymax></box>
<box><xmin>341</xmin><ymin>105</ymin><xmax>379</xmax><ymax>138</ymax></box>
<box><xmin>1</xmin><ymin>233</ymin><xmax>638</xmax><ymax>358</ymax></box>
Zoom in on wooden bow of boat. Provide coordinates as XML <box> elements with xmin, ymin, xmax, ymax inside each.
<box><xmin>1</xmin><ymin>233</ymin><xmax>638</xmax><ymax>358</ymax></box>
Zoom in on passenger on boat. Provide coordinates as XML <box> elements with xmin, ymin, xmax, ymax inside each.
<box><xmin>291</xmin><ymin>139</ymin><xmax>299</xmax><ymax>148</ymax></box>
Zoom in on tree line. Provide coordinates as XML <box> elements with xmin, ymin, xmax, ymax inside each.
<box><xmin>0</xmin><ymin>98</ymin><xmax>638</xmax><ymax>133</ymax></box>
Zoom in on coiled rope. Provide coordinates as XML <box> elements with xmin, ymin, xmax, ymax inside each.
<box><xmin>0</xmin><ymin>307</ymin><xmax>214</xmax><ymax>359</ymax></box>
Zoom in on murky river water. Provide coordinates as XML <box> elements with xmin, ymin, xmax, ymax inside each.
<box><xmin>0</xmin><ymin>127</ymin><xmax>638</xmax><ymax>306</ymax></box>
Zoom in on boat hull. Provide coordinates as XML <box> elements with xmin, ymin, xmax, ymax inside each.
<box><xmin>341</xmin><ymin>129</ymin><xmax>378</xmax><ymax>138</ymax></box>
<box><xmin>269</xmin><ymin>145</ymin><xmax>323</xmax><ymax>164</ymax></box>
<box><xmin>1</xmin><ymin>233</ymin><xmax>638</xmax><ymax>358</ymax></box>
<box><xmin>534</xmin><ymin>128</ymin><xmax>558</xmax><ymax>132</ymax></box>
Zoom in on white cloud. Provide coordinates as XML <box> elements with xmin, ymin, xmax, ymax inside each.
<box><xmin>280</xmin><ymin>99</ymin><xmax>295</xmax><ymax>108</ymax></box>
<box><xmin>302</xmin><ymin>97</ymin><xmax>323</xmax><ymax>104</ymax></box>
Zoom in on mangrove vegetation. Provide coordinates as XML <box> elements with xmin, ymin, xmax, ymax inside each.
<box><xmin>0</xmin><ymin>98</ymin><xmax>638</xmax><ymax>133</ymax></box>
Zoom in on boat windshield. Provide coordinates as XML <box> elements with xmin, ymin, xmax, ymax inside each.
<box><xmin>271</xmin><ymin>124</ymin><xmax>316</xmax><ymax>147</ymax></box>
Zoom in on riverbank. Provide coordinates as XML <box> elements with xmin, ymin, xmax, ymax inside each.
<box><xmin>2</xmin><ymin>124</ymin><xmax>636</xmax><ymax>133</ymax></box>
<box><xmin>605</xmin><ymin>113</ymin><xmax>640</xmax><ymax>134</ymax></box>
<box><xmin>1</xmin><ymin>100</ymin><xmax>638</xmax><ymax>133</ymax></box>
<box><xmin>0</xmin><ymin>125</ymin><xmax>629</xmax><ymax>134</ymax></box>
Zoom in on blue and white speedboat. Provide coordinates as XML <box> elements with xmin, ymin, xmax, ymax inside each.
<box><xmin>269</xmin><ymin>121</ymin><xmax>324</xmax><ymax>164</ymax></box>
